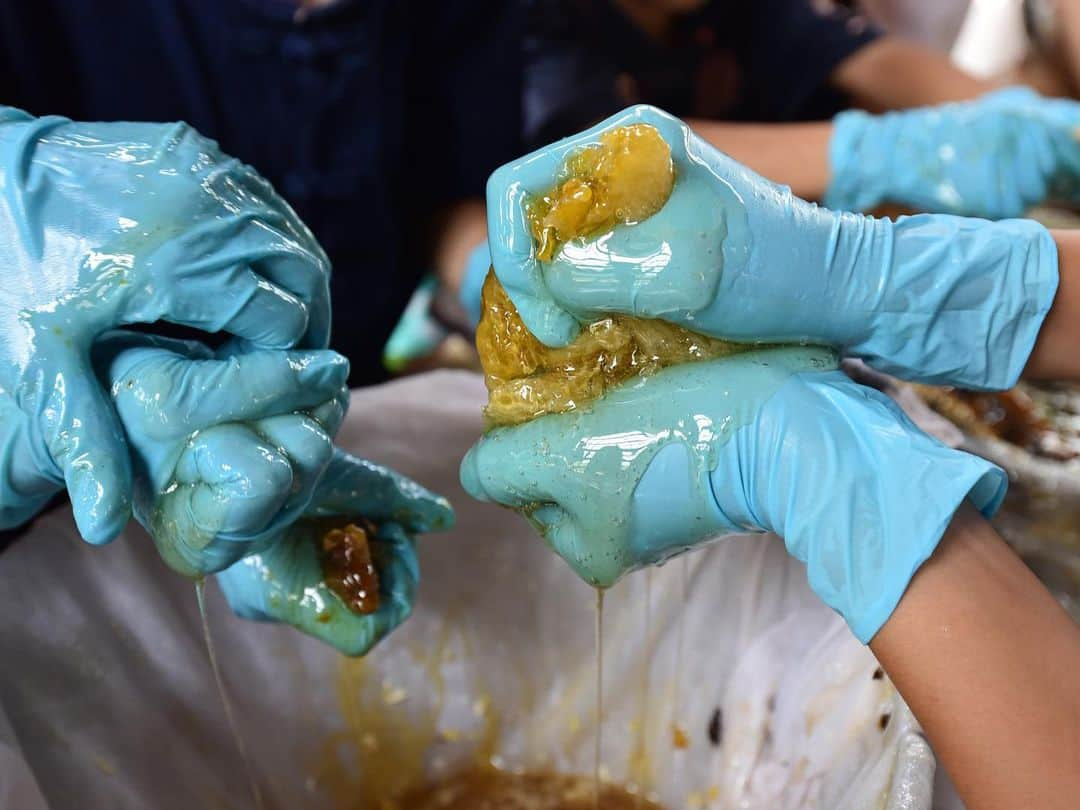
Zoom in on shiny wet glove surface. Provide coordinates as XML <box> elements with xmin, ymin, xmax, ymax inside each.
<box><xmin>0</xmin><ymin>107</ymin><xmax>330</xmax><ymax>543</ymax></box>
<box><xmin>219</xmin><ymin>449</ymin><xmax>454</xmax><ymax>656</ymax></box>
<box><xmin>462</xmin><ymin>348</ymin><xmax>1005</xmax><ymax>643</ymax></box>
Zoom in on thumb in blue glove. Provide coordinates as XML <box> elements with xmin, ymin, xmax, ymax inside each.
<box><xmin>461</xmin><ymin>347</ymin><xmax>1005</xmax><ymax>643</ymax></box>
<box><xmin>217</xmin><ymin>448</ymin><xmax>454</xmax><ymax>656</ymax></box>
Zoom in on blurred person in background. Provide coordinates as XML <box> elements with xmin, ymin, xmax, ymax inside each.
<box><xmin>851</xmin><ymin>0</ymin><xmax>1080</xmax><ymax>104</ymax></box>
<box><xmin>525</xmin><ymin>0</ymin><xmax>997</xmax><ymax>201</ymax></box>
<box><xmin>851</xmin><ymin>0</ymin><xmax>971</xmax><ymax>53</ymax></box>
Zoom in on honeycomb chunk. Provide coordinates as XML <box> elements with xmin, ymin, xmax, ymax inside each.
<box><xmin>478</xmin><ymin>272</ymin><xmax>746</xmax><ymax>427</ymax></box>
<box><xmin>479</xmin><ymin>123</ymin><xmax>749</xmax><ymax>429</ymax></box>
<box><xmin>527</xmin><ymin>123</ymin><xmax>675</xmax><ymax>261</ymax></box>
<box><xmin>320</xmin><ymin>520</ymin><xmax>381</xmax><ymax>615</ymax></box>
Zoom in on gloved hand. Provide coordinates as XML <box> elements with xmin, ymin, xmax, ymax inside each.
<box><xmin>0</xmin><ymin>395</ymin><xmax>58</xmax><ymax>529</ymax></box>
<box><xmin>827</xmin><ymin>86</ymin><xmax>1080</xmax><ymax>219</ymax></box>
<box><xmin>89</xmin><ymin>332</ymin><xmax>350</xmax><ymax>576</ymax></box>
<box><xmin>461</xmin><ymin>347</ymin><xmax>1005</xmax><ymax>643</ymax></box>
<box><xmin>486</xmin><ymin>105</ymin><xmax>1059</xmax><ymax>391</ymax></box>
<box><xmin>0</xmin><ymin>107</ymin><xmax>331</xmax><ymax>544</ymax></box>
<box><xmin>218</xmin><ymin>448</ymin><xmax>454</xmax><ymax>655</ymax></box>
<box><xmin>1</xmin><ymin>333</ymin><xmax>348</xmax><ymax>571</ymax></box>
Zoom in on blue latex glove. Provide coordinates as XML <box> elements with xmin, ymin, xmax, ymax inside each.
<box><xmin>827</xmin><ymin>86</ymin><xmax>1080</xmax><ymax>218</ymax></box>
<box><xmin>218</xmin><ymin>448</ymin><xmax>454</xmax><ymax>656</ymax></box>
<box><xmin>0</xmin><ymin>395</ymin><xmax>58</xmax><ymax>529</ymax></box>
<box><xmin>458</xmin><ymin>241</ymin><xmax>493</xmax><ymax>328</ymax></box>
<box><xmin>486</xmin><ymin>105</ymin><xmax>1058</xmax><ymax>391</ymax></box>
<box><xmin>89</xmin><ymin>332</ymin><xmax>350</xmax><ymax>576</ymax></box>
<box><xmin>461</xmin><ymin>347</ymin><xmax>1005</xmax><ymax>643</ymax></box>
<box><xmin>1</xmin><ymin>333</ymin><xmax>349</xmax><ymax>573</ymax></box>
<box><xmin>0</xmin><ymin>107</ymin><xmax>331</xmax><ymax>544</ymax></box>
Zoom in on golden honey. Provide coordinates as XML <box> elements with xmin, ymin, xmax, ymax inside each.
<box><xmin>527</xmin><ymin>123</ymin><xmax>675</xmax><ymax>261</ymax></box>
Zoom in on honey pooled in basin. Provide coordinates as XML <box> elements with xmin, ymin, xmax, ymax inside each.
<box><xmin>397</xmin><ymin>767</ymin><xmax>666</xmax><ymax>810</ymax></box>
<box><xmin>479</xmin><ymin>123</ymin><xmax>749</xmax><ymax>428</ymax></box>
<box><xmin>320</xmin><ymin>520</ymin><xmax>380</xmax><ymax>615</ymax></box>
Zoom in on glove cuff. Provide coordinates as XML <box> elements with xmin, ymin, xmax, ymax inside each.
<box><xmin>713</xmin><ymin>371</ymin><xmax>1008</xmax><ymax>645</ymax></box>
<box><xmin>825</xmin><ymin>109</ymin><xmax>895</xmax><ymax>213</ymax></box>
<box><xmin>854</xmin><ymin>215</ymin><xmax>1059</xmax><ymax>390</ymax></box>
<box><xmin>846</xmin><ymin>461</ymin><xmax>1005</xmax><ymax>644</ymax></box>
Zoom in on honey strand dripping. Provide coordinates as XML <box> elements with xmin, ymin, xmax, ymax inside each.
<box><xmin>195</xmin><ymin>579</ymin><xmax>265</xmax><ymax>810</ymax></box>
<box><xmin>594</xmin><ymin>587</ymin><xmax>605</xmax><ymax>810</ymax></box>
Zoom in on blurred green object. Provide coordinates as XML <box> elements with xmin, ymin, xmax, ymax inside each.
<box><xmin>383</xmin><ymin>275</ymin><xmax>449</xmax><ymax>374</ymax></box>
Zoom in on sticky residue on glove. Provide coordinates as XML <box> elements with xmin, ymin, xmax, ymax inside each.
<box><xmin>477</xmin><ymin>124</ymin><xmax>750</xmax><ymax>429</ymax></box>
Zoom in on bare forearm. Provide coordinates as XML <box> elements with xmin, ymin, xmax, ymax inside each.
<box><xmin>688</xmin><ymin>120</ymin><xmax>832</xmax><ymax>201</ymax></box>
<box><xmin>1024</xmin><ymin>230</ymin><xmax>1080</xmax><ymax>380</ymax></box>
<box><xmin>689</xmin><ymin>40</ymin><xmax>996</xmax><ymax>204</ymax></box>
<box><xmin>832</xmin><ymin>37</ymin><xmax>997</xmax><ymax>112</ymax></box>
<box><xmin>871</xmin><ymin>504</ymin><xmax>1080</xmax><ymax>809</ymax></box>
<box><xmin>431</xmin><ymin>199</ymin><xmax>487</xmax><ymax>295</ymax></box>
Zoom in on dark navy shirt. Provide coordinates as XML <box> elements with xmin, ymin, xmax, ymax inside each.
<box><xmin>525</xmin><ymin>0</ymin><xmax>883</xmax><ymax>145</ymax></box>
<box><xmin>0</xmin><ymin>0</ymin><xmax>523</xmax><ymax>386</ymax></box>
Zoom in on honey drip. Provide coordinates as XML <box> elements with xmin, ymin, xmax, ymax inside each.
<box><xmin>630</xmin><ymin>571</ymin><xmax>654</xmax><ymax>806</ymax></box>
<box><xmin>195</xmin><ymin>580</ymin><xmax>265</xmax><ymax>810</ymax></box>
<box><xmin>594</xmin><ymin>588</ymin><xmax>605</xmax><ymax>810</ymax></box>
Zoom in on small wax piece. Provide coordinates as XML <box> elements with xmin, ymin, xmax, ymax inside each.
<box><xmin>320</xmin><ymin>520</ymin><xmax>381</xmax><ymax>615</ymax></box>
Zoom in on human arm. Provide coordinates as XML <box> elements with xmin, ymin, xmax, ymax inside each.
<box><xmin>429</xmin><ymin>199</ymin><xmax>491</xmax><ymax>327</ymax></box>
<box><xmin>461</xmin><ymin>348</ymin><xmax>1004</xmax><ymax>637</ymax></box>
<box><xmin>832</xmin><ymin>36</ymin><xmax>996</xmax><ymax>112</ymax></box>
<box><xmin>1023</xmin><ymin>229</ymin><xmax>1080</xmax><ymax>380</ymax></box>
<box><xmin>462</xmin><ymin>361</ymin><xmax>1078</xmax><ymax>804</ymax></box>
<box><xmin>686</xmin><ymin>120</ymin><xmax>833</xmax><ymax>202</ymax></box>
<box><xmin>872</xmin><ymin>503</ymin><xmax>1080</xmax><ymax>810</ymax></box>
<box><xmin>432</xmin><ymin>200</ymin><xmax>488</xmax><ymax>296</ymax></box>
<box><xmin>690</xmin><ymin>69</ymin><xmax>1078</xmax><ymax>218</ymax></box>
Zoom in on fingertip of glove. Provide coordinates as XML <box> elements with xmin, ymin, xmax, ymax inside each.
<box><xmin>458</xmin><ymin>446</ymin><xmax>488</xmax><ymax>502</ymax></box>
<box><xmin>73</xmin><ymin>491</ymin><xmax>131</xmax><ymax>546</ymax></box>
<box><xmin>433</xmin><ymin>498</ymin><xmax>456</xmax><ymax>531</ymax></box>
<box><xmin>296</xmin><ymin>351</ymin><xmax>350</xmax><ymax>388</ymax></box>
